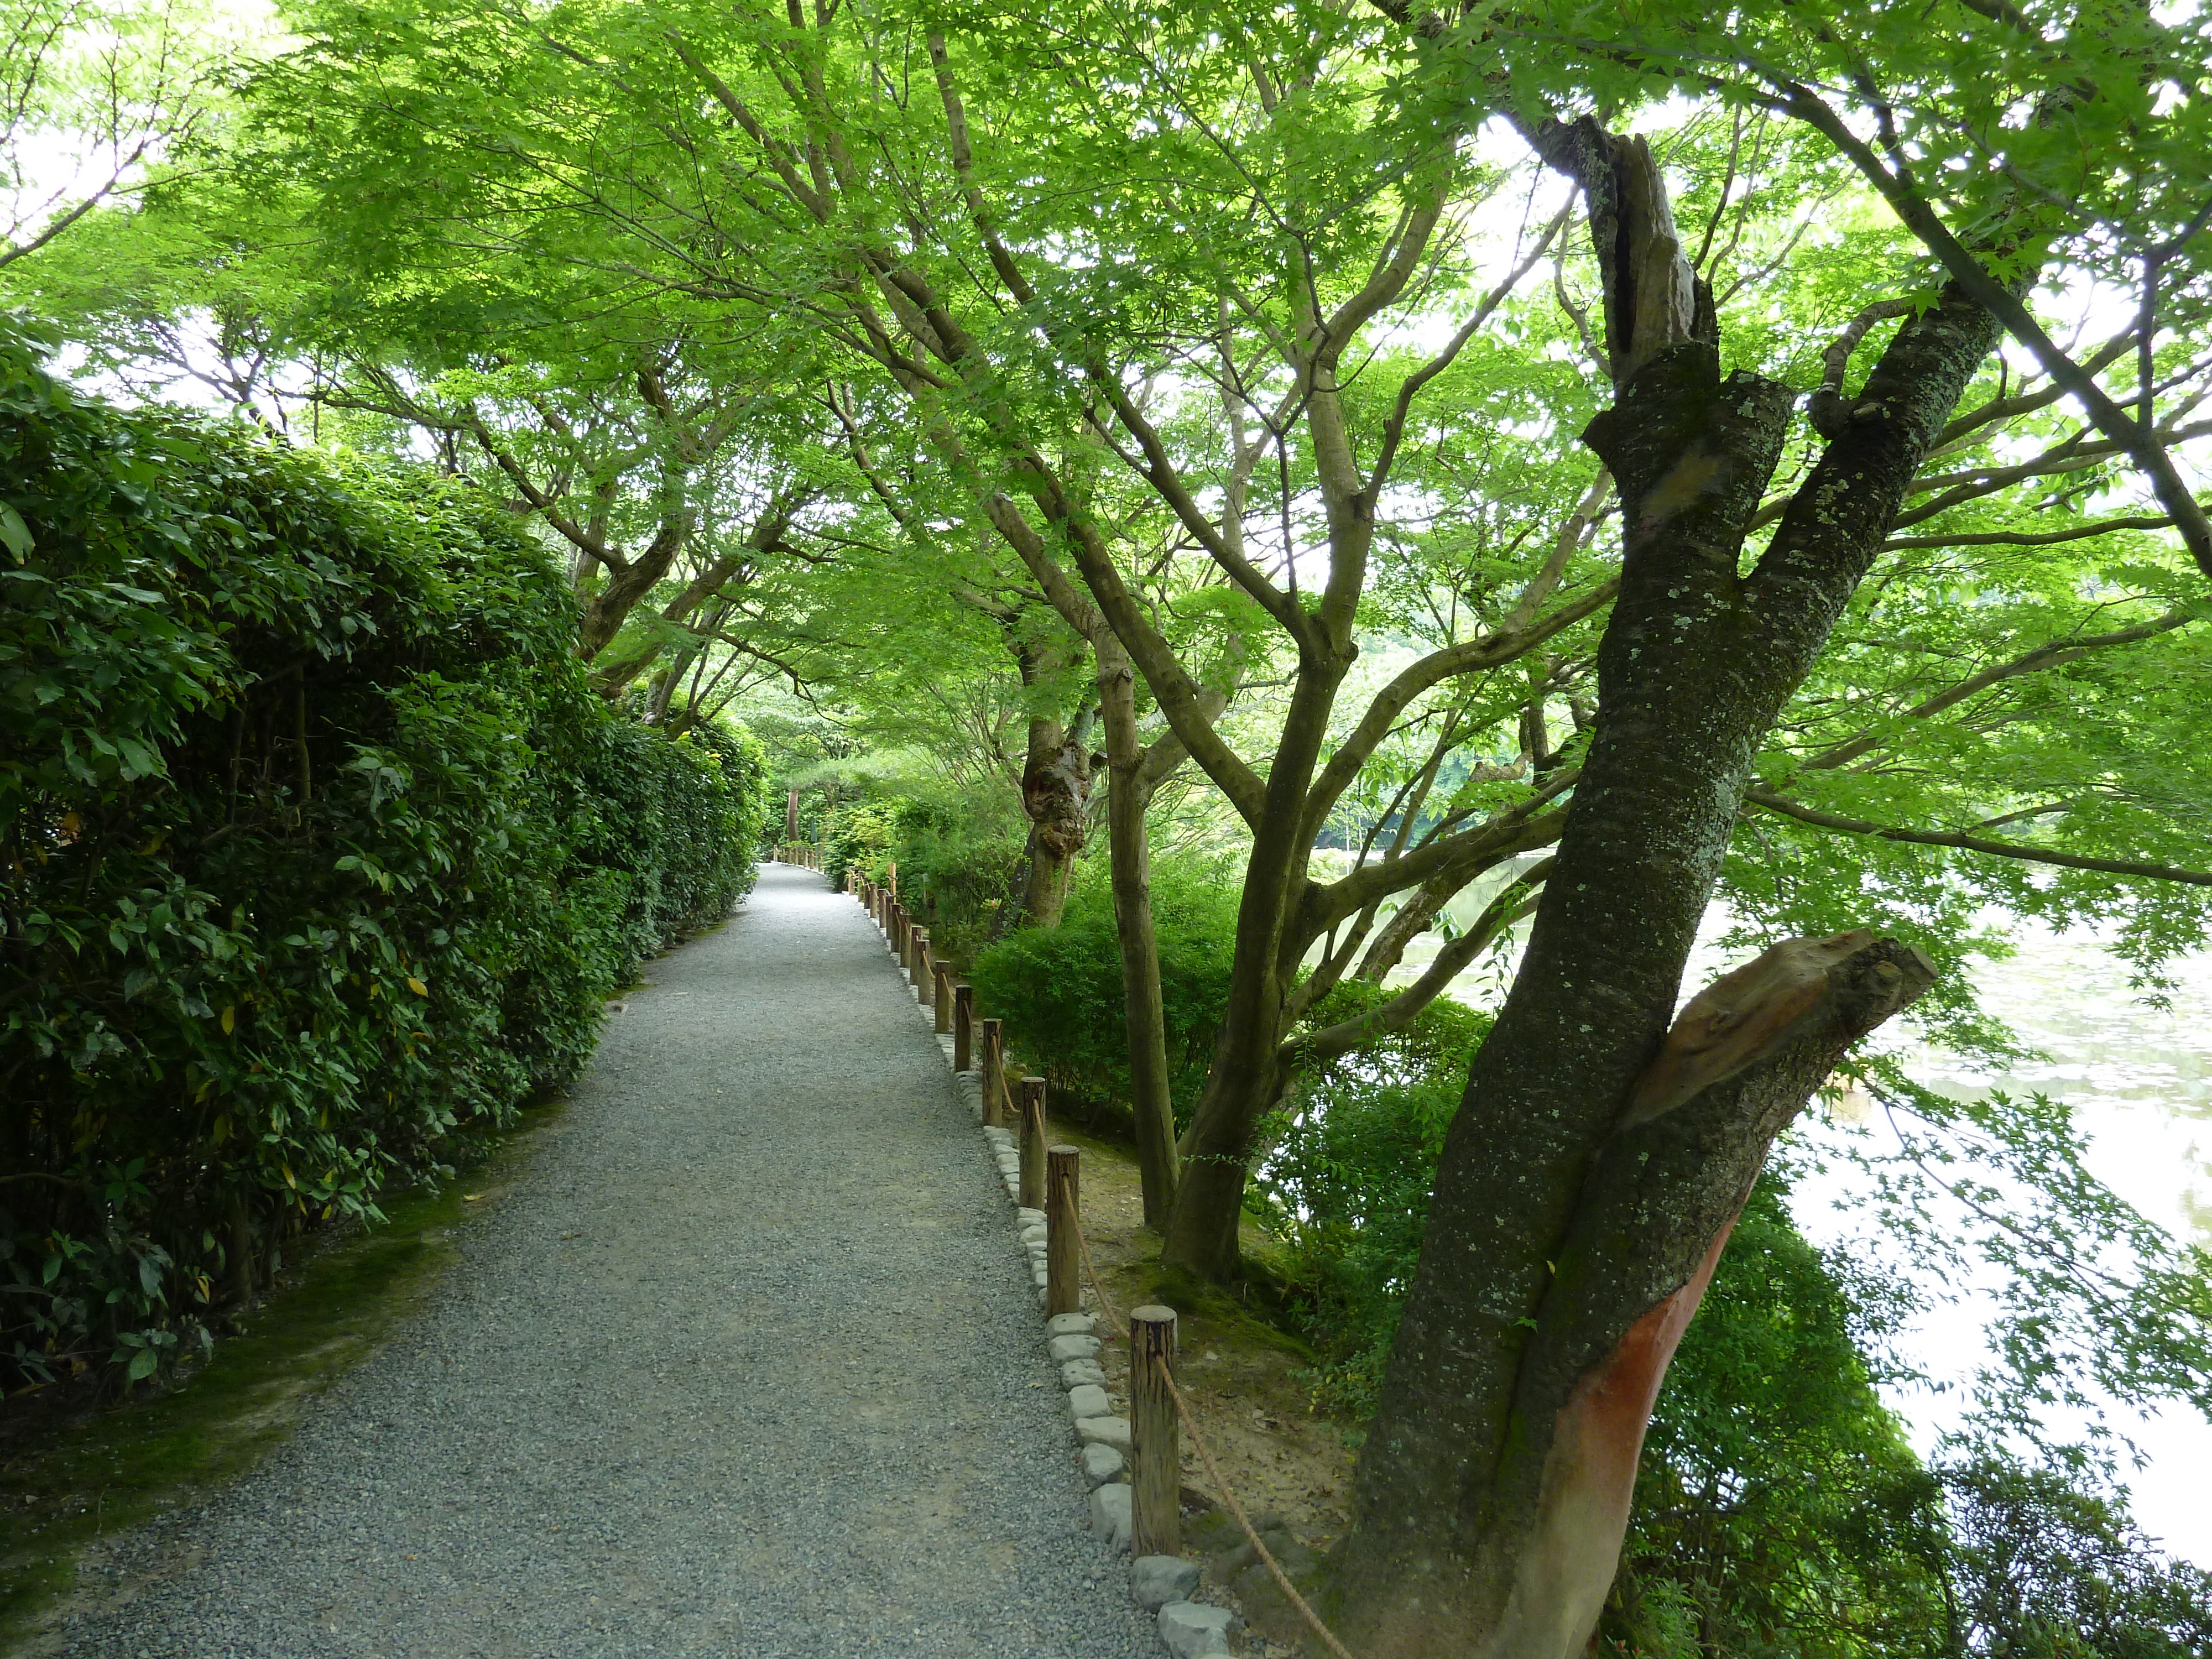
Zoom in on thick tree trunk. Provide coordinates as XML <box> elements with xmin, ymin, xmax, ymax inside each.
<box><xmin>1328</xmin><ymin>189</ymin><xmax>2012</xmax><ymax>1648</ymax></box>
<box><xmin>1158</xmin><ymin>1021</ymin><xmax>1287</xmax><ymax>1279</ymax></box>
<box><xmin>1015</xmin><ymin>707</ymin><xmax>1093</xmax><ymax>930</ymax></box>
<box><xmin>1331</xmin><ymin>934</ymin><xmax>1934</xmax><ymax>1655</ymax></box>
<box><xmin>1158</xmin><ymin>654</ymin><xmax>1353</xmax><ymax>1279</ymax></box>
<box><xmin>1097</xmin><ymin>641</ymin><xmax>1180</xmax><ymax>1227</ymax></box>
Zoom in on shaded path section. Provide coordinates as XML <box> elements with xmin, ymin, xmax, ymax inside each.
<box><xmin>54</xmin><ymin>864</ymin><xmax>1154</xmax><ymax>1658</ymax></box>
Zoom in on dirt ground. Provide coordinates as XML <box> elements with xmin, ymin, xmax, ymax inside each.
<box><xmin>1030</xmin><ymin>1116</ymin><xmax>1362</xmax><ymax>1654</ymax></box>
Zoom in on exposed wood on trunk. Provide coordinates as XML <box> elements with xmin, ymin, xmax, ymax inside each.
<box><xmin>1333</xmin><ymin>93</ymin><xmax>2013</xmax><ymax>1650</ymax></box>
<box><xmin>1340</xmin><ymin>937</ymin><xmax>1936</xmax><ymax>1657</ymax></box>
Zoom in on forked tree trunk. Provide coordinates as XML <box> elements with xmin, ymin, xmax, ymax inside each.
<box><xmin>1326</xmin><ymin>114</ymin><xmax>2015</xmax><ymax>1651</ymax></box>
<box><xmin>1331</xmin><ymin>933</ymin><xmax>1933</xmax><ymax>1655</ymax></box>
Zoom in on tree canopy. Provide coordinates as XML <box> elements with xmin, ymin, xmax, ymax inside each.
<box><xmin>4</xmin><ymin>0</ymin><xmax>2209</xmax><ymax>1647</ymax></box>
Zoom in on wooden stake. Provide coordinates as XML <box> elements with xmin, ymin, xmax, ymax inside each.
<box><xmin>933</xmin><ymin>964</ymin><xmax>953</xmax><ymax>1032</ymax></box>
<box><xmin>1130</xmin><ymin>1305</ymin><xmax>1180</xmax><ymax>1557</ymax></box>
<box><xmin>954</xmin><ymin>985</ymin><xmax>974</xmax><ymax>1071</ymax></box>
<box><xmin>980</xmin><ymin>1019</ymin><xmax>1005</xmax><ymax>1128</ymax></box>
<box><xmin>914</xmin><ymin>933</ymin><xmax>932</xmax><ymax>1004</ymax></box>
<box><xmin>1019</xmin><ymin>1077</ymin><xmax>1047</xmax><ymax>1210</ymax></box>
<box><xmin>1046</xmin><ymin>1145</ymin><xmax>1081</xmax><ymax>1317</ymax></box>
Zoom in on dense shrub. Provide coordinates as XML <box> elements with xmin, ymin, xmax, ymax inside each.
<box><xmin>822</xmin><ymin>785</ymin><xmax>1024</xmax><ymax>964</ymax></box>
<box><xmin>820</xmin><ymin>796</ymin><xmax>898</xmax><ymax>888</ymax></box>
<box><xmin>1246</xmin><ymin>982</ymin><xmax>1490</xmax><ymax>1396</ymax></box>
<box><xmin>0</xmin><ymin>329</ymin><xmax>762</xmax><ymax>1392</ymax></box>
<box><xmin>968</xmin><ymin>854</ymin><xmax>1241</xmax><ymax>1127</ymax></box>
<box><xmin>884</xmin><ymin>791</ymin><xmax>1026</xmax><ymax>963</ymax></box>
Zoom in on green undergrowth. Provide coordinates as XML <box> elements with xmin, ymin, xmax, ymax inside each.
<box><xmin>0</xmin><ymin>1093</ymin><xmax>566</xmax><ymax>1652</ymax></box>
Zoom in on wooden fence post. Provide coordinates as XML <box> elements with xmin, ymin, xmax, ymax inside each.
<box><xmin>1046</xmin><ymin>1145</ymin><xmax>1081</xmax><ymax>1317</ymax></box>
<box><xmin>1130</xmin><ymin>1305</ymin><xmax>1180</xmax><ymax>1557</ymax></box>
<box><xmin>954</xmin><ymin>985</ymin><xmax>974</xmax><ymax>1071</ymax></box>
<box><xmin>1019</xmin><ymin>1076</ymin><xmax>1047</xmax><ymax>1211</ymax></box>
<box><xmin>933</xmin><ymin>963</ymin><xmax>953</xmax><ymax>1032</ymax></box>
<box><xmin>980</xmin><ymin>1019</ymin><xmax>1005</xmax><ymax>1128</ymax></box>
<box><xmin>914</xmin><ymin>933</ymin><xmax>932</xmax><ymax>1005</ymax></box>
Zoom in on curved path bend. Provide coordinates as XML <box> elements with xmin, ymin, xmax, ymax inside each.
<box><xmin>55</xmin><ymin>863</ymin><xmax>1154</xmax><ymax>1658</ymax></box>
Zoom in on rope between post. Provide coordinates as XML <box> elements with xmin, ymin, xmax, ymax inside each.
<box><xmin>1067</xmin><ymin>1212</ymin><xmax>1360</xmax><ymax>1659</ymax></box>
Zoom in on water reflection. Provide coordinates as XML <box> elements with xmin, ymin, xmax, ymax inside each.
<box><xmin>1865</xmin><ymin>920</ymin><xmax>2212</xmax><ymax>1569</ymax></box>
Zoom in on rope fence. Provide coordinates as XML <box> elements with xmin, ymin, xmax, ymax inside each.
<box><xmin>846</xmin><ymin>867</ymin><xmax>1361</xmax><ymax>1659</ymax></box>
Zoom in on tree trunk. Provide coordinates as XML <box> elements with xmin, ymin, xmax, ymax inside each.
<box><xmin>1157</xmin><ymin>655</ymin><xmax>1353</xmax><ymax>1279</ymax></box>
<box><xmin>1015</xmin><ymin>706</ymin><xmax>1094</xmax><ymax>929</ymax></box>
<box><xmin>1327</xmin><ymin>113</ymin><xmax>2015</xmax><ymax>1640</ymax></box>
<box><xmin>1097</xmin><ymin>640</ymin><xmax>1180</xmax><ymax>1228</ymax></box>
<box><xmin>1330</xmin><ymin>934</ymin><xmax>1935</xmax><ymax>1655</ymax></box>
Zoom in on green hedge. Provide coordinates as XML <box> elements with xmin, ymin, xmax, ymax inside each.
<box><xmin>968</xmin><ymin>856</ymin><xmax>1241</xmax><ymax>1129</ymax></box>
<box><xmin>0</xmin><ymin>328</ymin><xmax>763</xmax><ymax>1392</ymax></box>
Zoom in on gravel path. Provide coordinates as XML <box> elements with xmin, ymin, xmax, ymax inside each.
<box><xmin>53</xmin><ymin>864</ymin><xmax>1158</xmax><ymax>1658</ymax></box>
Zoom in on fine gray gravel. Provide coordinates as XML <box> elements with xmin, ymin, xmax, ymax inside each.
<box><xmin>50</xmin><ymin>864</ymin><xmax>1158</xmax><ymax>1658</ymax></box>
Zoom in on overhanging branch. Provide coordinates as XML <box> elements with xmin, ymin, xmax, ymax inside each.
<box><xmin>1745</xmin><ymin>787</ymin><xmax>2212</xmax><ymax>886</ymax></box>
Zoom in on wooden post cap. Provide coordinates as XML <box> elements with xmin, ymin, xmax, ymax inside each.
<box><xmin>1019</xmin><ymin>1077</ymin><xmax>1048</xmax><ymax>1209</ymax></box>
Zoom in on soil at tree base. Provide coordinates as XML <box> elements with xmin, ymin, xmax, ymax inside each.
<box><xmin>23</xmin><ymin>864</ymin><xmax>1156</xmax><ymax>1658</ymax></box>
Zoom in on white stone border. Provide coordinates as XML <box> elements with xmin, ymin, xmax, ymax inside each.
<box><xmin>862</xmin><ymin>894</ymin><xmax>1238</xmax><ymax>1657</ymax></box>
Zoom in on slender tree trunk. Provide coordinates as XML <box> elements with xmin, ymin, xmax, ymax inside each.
<box><xmin>1097</xmin><ymin>640</ymin><xmax>1180</xmax><ymax>1227</ymax></box>
<box><xmin>1158</xmin><ymin>659</ymin><xmax>1350</xmax><ymax>1278</ymax></box>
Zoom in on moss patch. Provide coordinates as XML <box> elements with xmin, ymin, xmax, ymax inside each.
<box><xmin>0</xmin><ymin>1096</ymin><xmax>565</xmax><ymax>1652</ymax></box>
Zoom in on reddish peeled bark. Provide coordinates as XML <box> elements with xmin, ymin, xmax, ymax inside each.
<box><xmin>1335</xmin><ymin>936</ymin><xmax>1936</xmax><ymax>1656</ymax></box>
<box><xmin>1491</xmin><ymin>1222</ymin><xmax>1733</xmax><ymax>1655</ymax></box>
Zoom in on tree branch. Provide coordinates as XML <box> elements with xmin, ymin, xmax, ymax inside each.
<box><xmin>1744</xmin><ymin>786</ymin><xmax>2212</xmax><ymax>885</ymax></box>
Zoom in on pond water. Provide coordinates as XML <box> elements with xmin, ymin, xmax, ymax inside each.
<box><xmin>1398</xmin><ymin>902</ymin><xmax>2212</xmax><ymax>1567</ymax></box>
<box><xmin>1822</xmin><ymin>921</ymin><xmax>2212</xmax><ymax>1570</ymax></box>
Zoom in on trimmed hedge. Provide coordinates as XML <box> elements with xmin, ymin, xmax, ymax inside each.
<box><xmin>968</xmin><ymin>857</ymin><xmax>1241</xmax><ymax>1132</ymax></box>
<box><xmin>0</xmin><ymin>328</ymin><xmax>763</xmax><ymax>1391</ymax></box>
